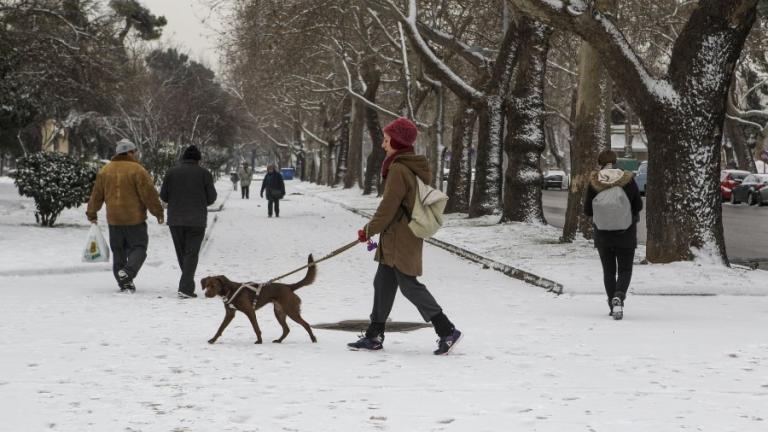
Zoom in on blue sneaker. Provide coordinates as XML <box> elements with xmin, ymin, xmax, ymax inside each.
<box><xmin>347</xmin><ymin>334</ymin><xmax>383</xmax><ymax>351</ymax></box>
<box><xmin>434</xmin><ymin>329</ymin><xmax>462</xmax><ymax>355</ymax></box>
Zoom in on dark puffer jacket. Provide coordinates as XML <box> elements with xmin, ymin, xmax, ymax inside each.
<box><xmin>584</xmin><ymin>169</ymin><xmax>643</xmax><ymax>249</ymax></box>
<box><xmin>261</xmin><ymin>171</ymin><xmax>285</xmax><ymax>200</ymax></box>
<box><xmin>160</xmin><ymin>160</ymin><xmax>217</xmax><ymax>227</ymax></box>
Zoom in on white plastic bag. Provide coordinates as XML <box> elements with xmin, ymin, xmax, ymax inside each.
<box><xmin>82</xmin><ymin>224</ymin><xmax>110</xmax><ymax>263</ymax></box>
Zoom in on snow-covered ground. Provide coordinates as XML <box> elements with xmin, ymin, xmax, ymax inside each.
<box><xmin>1</xmin><ymin>176</ymin><xmax>768</xmax><ymax>431</ymax></box>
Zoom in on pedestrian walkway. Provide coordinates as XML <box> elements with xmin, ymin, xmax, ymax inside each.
<box><xmin>1</xmin><ymin>176</ymin><xmax>768</xmax><ymax>431</ymax></box>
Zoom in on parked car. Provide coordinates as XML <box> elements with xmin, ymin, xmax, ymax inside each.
<box><xmin>730</xmin><ymin>173</ymin><xmax>768</xmax><ymax>205</ymax></box>
<box><xmin>542</xmin><ymin>170</ymin><xmax>569</xmax><ymax>190</ymax></box>
<box><xmin>720</xmin><ymin>169</ymin><xmax>750</xmax><ymax>201</ymax></box>
<box><xmin>634</xmin><ymin>161</ymin><xmax>648</xmax><ymax>195</ymax></box>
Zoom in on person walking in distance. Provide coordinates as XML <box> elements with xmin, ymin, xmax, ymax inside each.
<box><xmin>86</xmin><ymin>139</ymin><xmax>164</xmax><ymax>293</ymax></box>
<box><xmin>584</xmin><ymin>149</ymin><xmax>643</xmax><ymax>320</ymax></box>
<box><xmin>160</xmin><ymin>145</ymin><xmax>217</xmax><ymax>299</ymax></box>
<box><xmin>238</xmin><ymin>162</ymin><xmax>253</xmax><ymax>199</ymax></box>
<box><xmin>230</xmin><ymin>170</ymin><xmax>239</xmax><ymax>191</ymax></box>
<box><xmin>260</xmin><ymin>164</ymin><xmax>285</xmax><ymax>218</ymax></box>
<box><xmin>347</xmin><ymin>117</ymin><xmax>462</xmax><ymax>355</ymax></box>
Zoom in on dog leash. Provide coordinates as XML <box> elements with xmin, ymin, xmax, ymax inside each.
<box><xmin>224</xmin><ymin>239</ymin><xmax>362</xmax><ymax>309</ymax></box>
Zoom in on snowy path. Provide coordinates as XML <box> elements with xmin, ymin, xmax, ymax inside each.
<box><xmin>1</xmin><ymin>182</ymin><xmax>767</xmax><ymax>431</ymax></box>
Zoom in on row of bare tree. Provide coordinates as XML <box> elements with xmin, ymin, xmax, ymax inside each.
<box><xmin>218</xmin><ymin>1</ymin><xmax>768</xmax><ymax>264</ymax></box>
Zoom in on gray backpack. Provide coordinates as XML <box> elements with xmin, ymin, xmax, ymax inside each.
<box><xmin>592</xmin><ymin>186</ymin><xmax>632</xmax><ymax>231</ymax></box>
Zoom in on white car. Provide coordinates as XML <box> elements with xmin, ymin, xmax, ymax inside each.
<box><xmin>543</xmin><ymin>170</ymin><xmax>569</xmax><ymax>190</ymax></box>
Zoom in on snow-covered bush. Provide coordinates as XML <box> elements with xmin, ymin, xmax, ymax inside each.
<box><xmin>14</xmin><ymin>152</ymin><xmax>96</xmax><ymax>227</ymax></box>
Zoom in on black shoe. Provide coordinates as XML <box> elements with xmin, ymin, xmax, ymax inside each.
<box><xmin>434</xmin><ymin>329</ymin><xmax>462</xmax><ymax>355</ymax></box>
<box><xmin>177</xmin><ymin>291</ymin><xmax>198</xmax><ymax>299</ymax></box>
<box><xmin>612</xmin><ymin>297</ymin><xmax>623</xmax><ymax>320</ymax></box>
<box><xmin>118</xmin><ymin>270</ymin><xmax>136</xmax><ymax>293</ymax></box>
<box><xmin>347</xmin><ymin>333</ymin><xmax>383</xmax><ymax>351</ymax></box>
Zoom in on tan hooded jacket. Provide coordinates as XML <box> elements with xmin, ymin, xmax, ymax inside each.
<box><xmin>365</xmin><ymin>154</ymin><xmax>431</xmax><ymax>276</ymax></box>
<box><xmin>86</xmin><ymin>154</ymin><xmax>164</xmax><ymax>226</ymax></box>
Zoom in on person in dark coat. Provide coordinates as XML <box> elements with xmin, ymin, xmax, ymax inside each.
<box><xmin>584</xmin><ymin>149</ymin><xmax>643</xmax><ymax>319</ymax></box>
<box><xmin>230</xmin><ymin>171</ymin><xmax>239</xmax><ymax>191</ymax></box>
<box><xmin>239</xmin><ymin>163</ymin><xmax>253</xmax><ymax>199</ymax></box>
<box><xmin>160</xmin><ymin>145</ymin><xmax>217</xmax><ymax>298</ymax></box>
<box><xmin>260</xmin><ymin>164</ymin><xmax>285</xmax><ymax>217</ymax></box>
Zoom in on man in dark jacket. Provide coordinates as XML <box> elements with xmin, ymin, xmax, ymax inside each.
<box><xmin>347</xmin><ymin>117</ymin><xmax>462</xmax><ymax>355</ymax></box>
<box><xmin>260</xmin><ymin>164</ymin><xmax>285</xmax><ymax>217</ymax></box>
<box><xmin>160</xmin><ymin>145</ymin><xmax>217</xmax><ymax>298</ymax></box>
<box><xmin>584</xmin><ymin>149</ymin><xmax>643</xmax><ymax>320</ymax></box>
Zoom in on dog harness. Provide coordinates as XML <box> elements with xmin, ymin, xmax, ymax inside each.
<box><xmin>224</xmin><ymin>283</ymin><xmax>263</xmax><ymax>310</ymax></box>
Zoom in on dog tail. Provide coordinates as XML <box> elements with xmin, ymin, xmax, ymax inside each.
<box><xmin>290</xmin><ymin>254</ymin><xmax>316</xmax><ymax>291</ymax></box>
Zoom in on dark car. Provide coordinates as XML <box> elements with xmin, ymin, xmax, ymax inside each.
<box><xmin>543</xmin><ymin>170</ymin><xmax>568</xmax><ymax>190</ymax></box>
<box><xmin>730</xmin><ymin>173</ymin><xmax>768</xmax><ymax>206</ymax></box>
<box><xmin>720</xmin><ymin>169</ymin><xmax>750</xmax><ymax>201</ymax></box>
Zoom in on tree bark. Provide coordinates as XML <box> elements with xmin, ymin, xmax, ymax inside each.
<box><xmin>362</xmin><ymin>60</ymin><xmax>385</xmax><ymax>195</ymax></box>
<box><xmin>444</xmin><ymin>99</ymin><xmax>477</xmax><ymax>213</ymax></box>
<box><xmin>561</xmin><ymin>1</ymin><xmax>615</xmax><ymax>242</ymax></box>
<box><xmin>335</xmin><ymin>97</ymin><xmax>351</xmax><ymax>187</ymax></box>
<box><xmin>500</xmin><ymin>19</ymin><xmax>552</xmax><ymax>224</ymax></box>
<box><xmin>345</xmin><ymin>98</ymin><xmax>364</xmax><ymax>188</ymax></box>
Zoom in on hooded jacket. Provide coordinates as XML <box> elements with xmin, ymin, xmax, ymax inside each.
<box><xmin>365</xmin><ymin>154</ymin><xmax>431</xmax><ymax>276</ymax></box>
<box><xmin>584</xmin><ymin>167</ymin><xmax>643</xmax><ymax>249</ymax></box>
<box><xmin>86</xmin><ymin>154</ymin><xmax>164</xmax><ymax>226</ymax></box>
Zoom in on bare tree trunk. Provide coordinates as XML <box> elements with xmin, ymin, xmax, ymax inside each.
<box><xmin>335</xmin><ymin>97</ymin><xmax>351</xmax><ymax>186</ymax></box>
<box><xmin>362</xmin><ymin>61</ymin><xmax>385</xmax><ymax>196</ymax></box>
<box><xmin>427</xmin><ymin>85</ymin><xmax>444</xmax><ymax>187</ymax></box>
<box><xmin>345</xmin><ymin>98</ymin><xmax>364</xmax><ymax>188</ymax></box>
<box><xmin>500</xmin><ymin>19</ymin><xmax>552</xmax><ymax>224</ymax></box>
<box><xmin>469</xmin><ymin>96</ymin><xmax>505</xmax><ymax>216</ymax></box>
<box><xmin>445</xmin><ymin>100</ymin><xmax>477</xmax><ymax>213</ymax></box>
<box><xmin>561</xmin><ymin>5</ymin><xmax>614</xmax><ymax>242</ymax></box>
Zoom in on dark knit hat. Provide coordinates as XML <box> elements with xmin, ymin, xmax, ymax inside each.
<box><xmin>182</xmin><ymin>145</ymin><xmax>201</xmax><ymax>161</ymax></box>
<box><xmin>597</xmin><ymin>149</ymin><xmax>617</xmax><ymax>167</ymax></box>
<box><xmin>383</xmin><ymin>117</ymin><xmax>418</xmax><ymax>150</ymax></box>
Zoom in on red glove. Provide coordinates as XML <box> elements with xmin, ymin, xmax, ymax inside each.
<box><xmin>357</xmin><ymin>229</ymin><xmax>368</xmax><ymax>243</ymax></box>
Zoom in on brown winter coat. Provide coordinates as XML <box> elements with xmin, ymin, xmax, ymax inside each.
<box><xmin>364</xmin><ymin>154</ymin><xmax>431</xmax><ymax>277</ymax></box>
<box><xmin>86</xmin><ymin>154</ymin><xmax>164</xmax><ymax>226</ymax></box>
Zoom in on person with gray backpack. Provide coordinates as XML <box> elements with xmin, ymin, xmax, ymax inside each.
<box><xmin>584</xmin><ymin>150</ymin><xmax>643</xmax><ymax>320</ymax></box>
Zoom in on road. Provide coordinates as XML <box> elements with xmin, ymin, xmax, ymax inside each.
<box><xmin>542</xmin><ymin>190</ymin><xmax>768</xmax><ymax>263</ymax></box>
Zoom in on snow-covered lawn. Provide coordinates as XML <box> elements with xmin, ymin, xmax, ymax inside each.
<box><xmin>294</xmin><ymin>182</ymin><xmax>768</xmax><ymax>296</ymax></box>
<box><xmin>1</xmin><ymin>177</ymin><xmax>767</xmax><ymax>431</ymax></box>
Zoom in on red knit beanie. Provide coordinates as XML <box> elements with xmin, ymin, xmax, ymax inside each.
<box><xmin>383</xmin><ymin>117</ymin><xmax>418</xmax><ymax>150</ymax></box>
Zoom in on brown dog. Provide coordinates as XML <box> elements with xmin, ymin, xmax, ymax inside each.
<box><xmin>202</xmin><ymin>254</ymin><xmax>317</xmax><ymax>344</ymax></box>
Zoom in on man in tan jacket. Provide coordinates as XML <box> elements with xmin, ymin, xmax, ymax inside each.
<box><xmin>86</xmin><ymin>139</ymin><xmax>164</xmax><ymax>293</ymax></box>
<box><xmin>347</xmin><ymin>117</ymin><xmax>462</xmax><ymax>355</ymax></box>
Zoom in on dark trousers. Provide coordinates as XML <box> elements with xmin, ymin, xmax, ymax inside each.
<box><xmin>367</xmin><ymin>264</ymin><xmax>453</xmax><ymax>338</ymax></box>
<box><xmin>108</xmin><ymin>223</ymin><xmax>148</xmax><ymax>284</ymax></box>
<box><xmin>232</xmin><ymin>182</ymin><xmax>237</xmax><ymax>191</ymax></box>
<box><xmin>597</xmin><ymin>246</ymin><xmax>635</xmax><ymax>301</ymax></box>
<box><xmin>268</xmin><ymin>198</ymin><xmax>280</xmax><ymax>217</ymax></box>
<box><xmin>241</xmin><ymin>185</ymin><xmax>250</xmax><ymax>199</ymax></box>
<box><xmin>169</xmin><ymin>226</ymin><xmax>206</xmax><ymax>294</ymax></box>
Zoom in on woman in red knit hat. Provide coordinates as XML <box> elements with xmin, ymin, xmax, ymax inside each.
<box><xmin>348</xmin><ymin>117</ymin><xmax>462</xmax><ymax>355</ymax></box>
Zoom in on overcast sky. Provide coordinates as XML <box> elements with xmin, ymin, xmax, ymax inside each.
<box><xmin>139</xmin><ymin>0</ymin><xmax>224</xmax><ymax>72</ymax></box>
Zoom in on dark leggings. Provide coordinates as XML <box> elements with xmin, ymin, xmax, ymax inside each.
<box><xmin>268</xmin><ymin>198</ymin><xmax>280</xmax><ymax>216</ymax></box>
<box><xmin>597</xmin><ymin>246</ymin><xmax>635</xmax><ymax>301</ymax></box>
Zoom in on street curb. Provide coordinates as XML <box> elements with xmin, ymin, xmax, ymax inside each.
<box><xmin>317</xmin><ymin>196</ymin><xmax>564</xmax><ymax>295</ymax></box>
